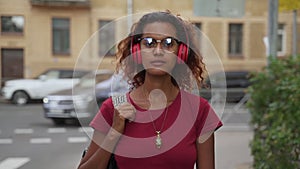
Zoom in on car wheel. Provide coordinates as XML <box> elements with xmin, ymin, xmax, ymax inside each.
<box><xmin>52</xmin><ymin>118</ymin><xmax>65</xmax><ymax>125</ymax></box>
<box><xmin>12</xmin><ymin>91</ymin><xmax>29</xmax><ymax>105</ymax></box>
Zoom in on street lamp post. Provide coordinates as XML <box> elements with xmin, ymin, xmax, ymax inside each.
<box><xmin>127</xmin><ymin>0</ymin><xmax>133</xmax><ymax>32</ymax></box>
<box><xmin>268</xmin><ymin>0</ymin><xmax>278</xmax><ymax>64</ymax></box>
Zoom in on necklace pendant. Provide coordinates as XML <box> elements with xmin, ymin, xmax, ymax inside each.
<box><xmin>155</xmin><ymin>131</ymin><xmax>162</xmax><ymax>149</ymax></box>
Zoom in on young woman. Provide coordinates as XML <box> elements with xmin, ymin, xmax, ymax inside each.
<box><xmin>78</xmin><ymin>11</ymin><xmax>222</xmax><ymax>169</ymax></box>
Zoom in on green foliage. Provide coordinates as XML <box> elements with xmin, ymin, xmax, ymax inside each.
<box><xmin>247</xmin><ymin>56</ymin><xmax>300</xmax><ymax>169</ymax></box>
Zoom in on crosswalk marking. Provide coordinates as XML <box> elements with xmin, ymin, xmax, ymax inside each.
<box><xmin>48</xmin><ymin>128</ymin><xmax>66</xmax><ymax>133</ymax></box>
<box><xmin>0</xmin><ymin>138</ymin><xmax>13</xmax><ymax>144</ymax></box>
<box><xmin>68</xmin><ymin>137</ymin><xmax>89</xmax><ymax>143</ymax></box>
<box><xmin>30</xmin><ymin>138</ymin><xmax>52</xmax><ymax>144</ymax></box>
<box><xmin>14</xmin><ymin>128</ymin><xmax>33</xmax><ymax>134</ymax></box>
<box><xmin>0</xmin><ymin>157</ymin><xmax>30</xmax><ymax>169</ymax></box>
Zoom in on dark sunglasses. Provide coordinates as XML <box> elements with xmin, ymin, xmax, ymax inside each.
<box><xmin>138</xmin><ymin>37</ymin><xmax>179</xmax><ymax>53</ymax></box>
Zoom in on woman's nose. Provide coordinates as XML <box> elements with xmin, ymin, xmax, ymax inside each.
<box><xmin>153</xmin><ymin>43</ymin><xmax>164</xmax><ymax>55</ymax></box>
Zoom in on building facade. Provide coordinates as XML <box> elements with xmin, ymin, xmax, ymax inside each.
<box><xmin>0</xmin><ymin>0</ymin><xmax>299</xmax><ymax>85</ymax></box>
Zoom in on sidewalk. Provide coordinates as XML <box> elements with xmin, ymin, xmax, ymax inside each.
<box><xmin>216</xmin><ymin>127</ymin><xmax>253</xmax><ymax>169</ymax></box>
<box><xmin>215</xmin><ymin>101</ymin><xmax>253</xmax><ymax>169</ymax></box>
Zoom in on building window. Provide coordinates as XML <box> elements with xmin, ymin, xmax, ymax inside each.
<box><xmin>228</xmin><ymin>23</ymin><xmax>243</xmax><ymax>57</ymax></box>
<box><xmin>194</xmin><ymin>22</ymin><xmax>202</xmax><ymax>30</ymax></box>
<box><xmin>52</xmin><ymin>18</ymin><xmax>70</xmax><ymax>55</ymax></box>
<box><xmin>99</xmin><ymin>20</ymin><xmax>115</xmax><ymax>56</ymax></box>
<box><xmin>193</xmin><ymin>22</ymin><xmax>202</xmax><ymax>50</ymax></box>
<box><xmin>1</xmin><ymin>15</ymin><xmax>24</xmax><ymax>34</ymax></box>
<box><xmin>277</xmin><ymin>24</ymin><xmax>286</xmax><ymax>56</ymax></box>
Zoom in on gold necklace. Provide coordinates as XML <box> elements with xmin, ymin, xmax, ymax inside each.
<box><xmin>148</xmin><ymin>106</ymin><xmax>168</xmax><ymax>149</ymax></box>
<box><xmin>142</xmin><ymin>85</ymin><xmax>169</xmax><ymax>149</ymax></box>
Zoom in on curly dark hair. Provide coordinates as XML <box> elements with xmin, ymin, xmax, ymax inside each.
<box><xmin>115</xmin><ymin>11</ymin><xmax>206</xmax><ymax>91</ymax></box>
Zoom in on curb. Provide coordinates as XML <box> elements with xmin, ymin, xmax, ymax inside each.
<box><xmin>219</xmin><ymin>124</ymin><xmax>253</xmax><ymax>132</ymax></box>
<box><xmin>0</xmin><ymin>96</ymin><xmax>9</xmax><ymax>104</ymax></box>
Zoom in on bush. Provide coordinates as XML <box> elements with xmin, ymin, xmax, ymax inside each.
<box><xmin>247</xmin><ymin>56</ymin><xmax>300</xmax><ymax>169</ymax></box>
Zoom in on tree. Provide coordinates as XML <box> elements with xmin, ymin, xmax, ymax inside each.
<box><xmin>279</xmin><ymin>0</ymin><xmax>300</xmax><ymax>57</ymax></box>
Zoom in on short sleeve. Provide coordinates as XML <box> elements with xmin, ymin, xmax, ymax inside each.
<box><xmin>196</xmin><ymin>99</ymin><xmax>223</xmax><ymax>137</ymax></box>
<box><xmin>89</xmin><ymin>97</ymin><xmax>114</xmax><ymax>133</ymax></box>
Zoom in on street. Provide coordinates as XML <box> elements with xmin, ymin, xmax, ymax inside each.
<box><xmin>0</xmin><ymin>102</ymin><xmax>90</xmax><ymax>169</ymax></box>
<box><xmin>0</xmin><ymin>99</ymin><xmax>252</xmax><ymax>169</ymax></box>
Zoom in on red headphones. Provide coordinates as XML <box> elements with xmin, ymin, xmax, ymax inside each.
<box><xmin>131</xmin><ymin>40</ymin><xmax>142</xmax><ymax>64</ymax></box>
<box><xmin>131</xmin><ymin>30</ymin><xmax>189</xmax><ymax>64</ymax></box>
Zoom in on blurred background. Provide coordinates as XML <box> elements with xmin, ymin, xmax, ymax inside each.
<box><xmin>0</xmin><ymin>0</ymin><xmax>299</xmax><ymax>168</ymax></box>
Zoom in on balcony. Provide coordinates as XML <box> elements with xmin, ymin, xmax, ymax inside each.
<box><xmin>30</xmin><ymin>0</ymin><xmax>90</xmax><ymax>8</ymax></box>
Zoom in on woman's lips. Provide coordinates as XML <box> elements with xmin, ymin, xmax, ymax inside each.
<box><xmin>150</xmin><ymin>60</ymin><xmax>166</xmax><ymax>66</ymax></box>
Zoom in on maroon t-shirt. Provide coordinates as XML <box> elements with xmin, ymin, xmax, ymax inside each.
<box><xmin>90</xmin><ymin>90</ymin><xmax>222</xmax><ymax>169</ymax></box>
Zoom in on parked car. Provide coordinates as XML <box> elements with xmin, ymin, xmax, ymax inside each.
<box><xmin>199</xmin><ymin>71</ymin><xmax>251</xmax><ymax>102</ymax></box>
<box><xmin>42</xmin><ymin>70</ymin><xmax>129</xmax><ymax>125</ymax></box>
<box><xmin>1</xmin><ymin>69</ymin><xmax>89</xmax><ymax>105</ymax></box>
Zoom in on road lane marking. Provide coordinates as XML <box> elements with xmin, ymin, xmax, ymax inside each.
<box><xmin>0</xmin><ymin>139</ymin><xmax>13</xmax><ymax>144</ymax></box>
<box><xmin>0</xmin><ymin>157</ymin><xmax>30</xmax><ymax>169</ymax></box>
<box><xmin>78</xmin><ymin>127</ymin><xmax>93</xmax><ymax>138</ymax></box>
<box><xmin>14</xmin><ymin>128</ymin><xmax>33</xmax><ymax>134</ymax></box>
<box><xmin>30</xmin><ymin>138</ymin><xmax>52</xmax><ymax>144</ymax></box>
<box><xmin>78</xmin><ymin>127</ymin><xmax>93</xmax><ymax>133</ymax></box>
<box><xmin>68</xmin><ymin>137</ymin><xmax>89</xmax><ymax>143</ymax></box>
<box><xmin>48</xmin><ymin>128</ymin><xmax>66</xmax><ymax>133</ymax></box>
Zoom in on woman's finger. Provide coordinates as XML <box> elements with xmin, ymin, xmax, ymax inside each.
<box><xmin>116</xmin><ymin>103</ymin><xmax>136</xmax><ymax>122</ymax></box>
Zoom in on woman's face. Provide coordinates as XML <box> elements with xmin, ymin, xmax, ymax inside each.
<box><xmin>140</xmin><ymin>22</ymin><xmax>178</xmax><ymax>76</ymax></box>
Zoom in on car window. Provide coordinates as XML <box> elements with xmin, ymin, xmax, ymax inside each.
<box><xmin>59</xmin><ymin>70</ymin><xmax>74</xmax><ymax>78</ymax></box>
<box><xmin>73</xmin><ymin>70</ymin><xmax>89</xmax><ymax>78</ymax></box>
<box><xmin>44</xmin><ymin>70</ymin><xmax>60</xmax><ymax>79</ymax></box>
<box><xmin>59</xmin><ymin>70</ymin><xmax>89</xmax><ymax>78</ymax></box>
<box><xmin>77</xmin><ymin>71</ymin><xmax>113</xmax><ymax>88</ymax></box>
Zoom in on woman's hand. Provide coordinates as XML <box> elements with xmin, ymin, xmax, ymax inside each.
<box><xmin>112</xmin><ymin>102</ymin><xmax>136</xmax><ymax>134</ymax></box>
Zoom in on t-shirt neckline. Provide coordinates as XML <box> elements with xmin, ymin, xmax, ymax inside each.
<box><xmin>127</xmin><ymin>89</ymin><xmax>181</xmax><ymax>112</ymax></box>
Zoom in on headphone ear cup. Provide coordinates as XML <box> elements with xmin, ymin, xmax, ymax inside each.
<box><xmin>177</xmin><ymin>44</ymin><xmax>188</xmax><ymax>64</ymax></box>
<box><xmin>132</xmin><ymin>43</ymin><xmax>142</xmax><ymax>64</ymax></box>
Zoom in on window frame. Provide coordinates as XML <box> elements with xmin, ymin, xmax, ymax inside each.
<box><xmin>98</xmin><ymin>20</ymin><xmax>116</xmax><ymax>57</ymax></box>
<box><xmin>277</xmin><ymin>23</ymin><xmax>286</xmax><ymax>56</ymax></box>
<box><xmin>192</xmin><ymin>22</ymin><xmax>202</xmax><ymax>52</ymax></box>
<box><xmin>228</xmin><ymin>23</ymin><xmax>244</xmax><ymax>58</ymax></box>
<box><xmin>1</xmin><ymin>15</ymin><xmax>25</xmax><ymax>35</ymax></box>
<box><xmin>193</xmin><ymin>22</ymin><xmax>202</xmax><ymax>30</ymax></box>
<box><xmin>52</xmin><ymin>17</ymin><xmax>71</xmax><ymax>56</ymax></box>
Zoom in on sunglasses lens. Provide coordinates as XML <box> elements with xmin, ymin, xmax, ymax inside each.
<box><xmin>163</xmin><ymin>38</ymin><xmax>174</xmax><ymax>48</ymax></box>
<box><xmin>143</xmin><ymin>38</ymin><xmax>155</xmax><ymax>47</ymax></box>
<box><xmin>140</xmin><ymin>37</ymin><xmax>178</xmax><ymax>53</ymax></box>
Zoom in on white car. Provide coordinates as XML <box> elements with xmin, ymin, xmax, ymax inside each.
<box><xmin>42</xmin><ymin>70</ymin><xmax>129</xmax><ymax>125</ymax></box>
<box><xmin>1</xmin><ymin>69</ymin><xmax>88</xmax><ymax>105</ymax></box>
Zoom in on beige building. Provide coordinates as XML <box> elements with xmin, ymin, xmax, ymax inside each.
<box><xmin>0</xmin><ymin>0</ymin><xmax>299</xmax><ymax>85</ymax></box>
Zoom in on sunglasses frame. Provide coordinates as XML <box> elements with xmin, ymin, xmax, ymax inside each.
<box><xmin>138</xmin><ymin>37</ymin><xmax>180</xmax><ymax>53</ymax></box>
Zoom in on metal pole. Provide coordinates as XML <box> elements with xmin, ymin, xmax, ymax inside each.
<box><xmin>268</xmin><ymin>0</ymin><xmax>278</xmax><ymax>64</ymax></box>
<box><xmin>293</xmin><ymin>10</ymin><xmax>297</xmax><ymax>58</ymax></box>
<box><xmin>127</xmin><ymin>0</ymin><xmax>133</xmax><ymax>32</ymax></box>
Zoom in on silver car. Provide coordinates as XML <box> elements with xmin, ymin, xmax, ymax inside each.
<box><xmin>42</xmin><ymin>69</ymin><xmax>128</xmax><ymax>125</ymax></box>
